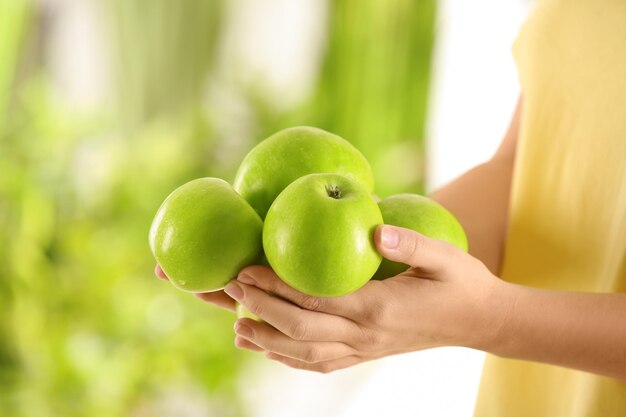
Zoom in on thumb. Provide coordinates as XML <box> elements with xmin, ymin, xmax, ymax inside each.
<box><xmin>374</xmin><ymin>225</ymin><xmax>460</xmax><ymax>274</ymax></box>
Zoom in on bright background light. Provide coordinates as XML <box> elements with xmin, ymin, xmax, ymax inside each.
<box><xmin>428</xmin><ymin>0</ymin><xmax>531</xmax><ymax>190</ymax></box>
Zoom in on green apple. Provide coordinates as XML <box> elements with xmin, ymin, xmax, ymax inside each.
<box><xmin>149</xmin><ymin>178</ymin><xmax>263</xmax><ymax>292</ymax></box>
<box><xmin>373</xmin><ymin>194</ymin><xmax>468</xmax><ymax>280</ymax></box>
<box><xmin>236</xmin><ymin>303</ymin><xmax>262</xmax><ymax>321</ymax></box>
<box><xmin>234</xmin><ymin>126</ymin><xmax>374</xmax><ymax>219</ymax></box>
<box><xmin>263</xmin><ymin>173</ymin><xmax>383</xmax><ymax>297</ymax></box>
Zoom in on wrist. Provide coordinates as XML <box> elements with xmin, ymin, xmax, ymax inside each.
<box><xmin>464</xmin><ymin>278</ymin><xmax>520</xmax><ymax>353</ymax></box>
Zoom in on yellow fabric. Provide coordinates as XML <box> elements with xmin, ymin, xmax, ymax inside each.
<box><xmin>474</xmin><ymin>0</ymin><xmax>626</xmax><ymax>416</ymax></box>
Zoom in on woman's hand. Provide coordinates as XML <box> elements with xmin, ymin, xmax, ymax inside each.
<box><xmin>154</xmin><ymin>264</ymin><xmax>238</xmax><ymax>312</ymax></box>
<box><xmin>223</xmin><ymin>225</ymin><xmax>509</xmax><ymax>373</ymax></box>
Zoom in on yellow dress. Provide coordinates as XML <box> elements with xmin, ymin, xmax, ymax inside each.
<box><xmin>473</xmin><ymin>0</ymin><xmax>626</xmax><ymax>415</ymax></box>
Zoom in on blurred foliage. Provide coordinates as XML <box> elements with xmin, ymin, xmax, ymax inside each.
<box><xmin>0</xmin><ymin>0</ymin><xmax>435</xmax><ymax>416</ymax></box>
<box><xmin>0</xmin><ymin>85</ymin><xmax>248</xmax><ymax>416</ymax></box>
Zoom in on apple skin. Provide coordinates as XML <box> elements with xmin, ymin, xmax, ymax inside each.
<box><xmin>373</xmin><ymin>194</ymin><xmax>468</xmax><ymax>280</ymax></box>
<box><xmin>149</xmin><ymin>178</ymin><xmax>263</xmax><ymax>292</ymax></box>
<box><xmin>236</xmin><ymin>303</ymin><xmax>262</xmax><ymax>321</ymax></box>
<box><xmin>234</xmin><ymin>126</ymin><xmax>374</xmax><ymax>219</ymax></box>
<box><xmin>263</xmin><ymin>173</ymin><xmax>383</xmax><ymax>297</ymax></box>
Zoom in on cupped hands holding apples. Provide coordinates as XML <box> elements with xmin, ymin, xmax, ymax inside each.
<box><xmin>221</xmin><ymin>228</ymin><xmax>503</xmax><ymax>373</ymax></box>
<box><xmin>150</xmin><ymin>126</ymin><xmax>504</xmax><ymax>373</ymax></box>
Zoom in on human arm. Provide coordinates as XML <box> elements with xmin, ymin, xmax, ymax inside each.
<box><xmin>485</xmin><ymin>283</ymin><xmax>626</xmax><ymax>380</ymax></box>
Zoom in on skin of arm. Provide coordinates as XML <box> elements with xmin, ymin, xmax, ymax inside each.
<box><xmin>157</xmin><ymin>96</ymin><xmax>626</xmax><ymax>380</ymax></box>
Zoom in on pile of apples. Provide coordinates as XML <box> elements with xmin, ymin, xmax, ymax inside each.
<box><xmin>149</xmin><ymin>126</ymin><xmax>467</xmax><ymax>299</ymax></box>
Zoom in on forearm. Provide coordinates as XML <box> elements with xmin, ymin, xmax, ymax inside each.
<box><xmin>429</xmin><ymin>157</ymin><xmax>514</xmax><ymax>274</ymax></box>
<box><xmin>477</xmin><ymin>282</ymin><xmax>626</xmax><ymax>380</ymax></box>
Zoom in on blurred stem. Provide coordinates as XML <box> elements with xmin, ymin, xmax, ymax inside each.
<box><xmin>106</xmin><ymin>0</ymin><xmax>224</xmax><ymax>127</ymax></box>
<box><xmin>309</xmin><ymin>0</ymin><xmax>437</xmax><ymax>196</ymax></box>
<box><xmin>0</xmin><ymin>0</ymin><xmax>31</xmax><ymax>134</ymax></box>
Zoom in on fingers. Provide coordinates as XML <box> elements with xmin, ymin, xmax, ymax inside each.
<box><xmin>374</xmin><ymin>225</ymin><xmax>460</xmax><ymax>275</ymax></box>
<box><xmin>234</xmin><ymin>335</ymin><xmax>264</xmax><ymax>352</ymax></box>
<box><xmin>155</xmin><ymin>264</ymin><xmax>168</xmax><ymax>280</ymax></box>
<box><xmin>224</xmin><ymin>280</ymin><xmax>360</xmax><ymax>343</ymax></box>
<box><xmin>194</xmin><ymin>291</ymin><xmax>237</xmax><ymax>312</ymax></box>
<box><xmin>236</xmin><ymin>265</ymin><xmax>369</xmax><ymax>318</ymax></box>
<box><xmin>235</xmin><ymin>318</ymin><xmax>354</xmax><ymax>363</ymax></box>
<box><xmin>266</xmin><ymin>352</ymin><xmax>363</xmax><ymax>374</ymax></box>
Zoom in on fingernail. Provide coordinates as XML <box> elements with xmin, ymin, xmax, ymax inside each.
<box><xmin>382</xmin><ymin>226</ymin><xmax>400</xmax><ymax>249</ymax></box>
<box><xmin>237</xmin><ymin>274</ymin><xmax>256</xmax><ymax>286</ymax></box>
<box><xmin>235</xmin><ymin>322</ymin><xmax>254</xmax><ymax>338</ymax></box>
<box><xmin>224</xmin><ymin>282</ymin><xmax>243</xmax><ymax>300</ymax></box>
<box><xmin>154</xmin><ymin>264</ymin><xmax>168</xmax><ymax>280</ymax></box>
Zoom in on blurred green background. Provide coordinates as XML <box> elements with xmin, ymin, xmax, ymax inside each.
<box><xmin>0</xmin><ymin>0</ymin><xmax>435</xmax><ymax>415</ymax></box>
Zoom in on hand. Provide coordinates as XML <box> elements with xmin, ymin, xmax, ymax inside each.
<box><xmin>154</xmin><ymin>264</ymin><xmax>237</xmax><ymax>312</ymax></box>
<box><xmin>223</xmin><ymin>225</ymin><xmax>507</xmax><ymax>373</ymax></box>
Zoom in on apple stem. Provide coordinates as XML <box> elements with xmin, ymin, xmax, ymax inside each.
<box><xmin>326</xmin><ymin>185</ymin><xmax>342</xmax><ymax>199</ymax></box>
